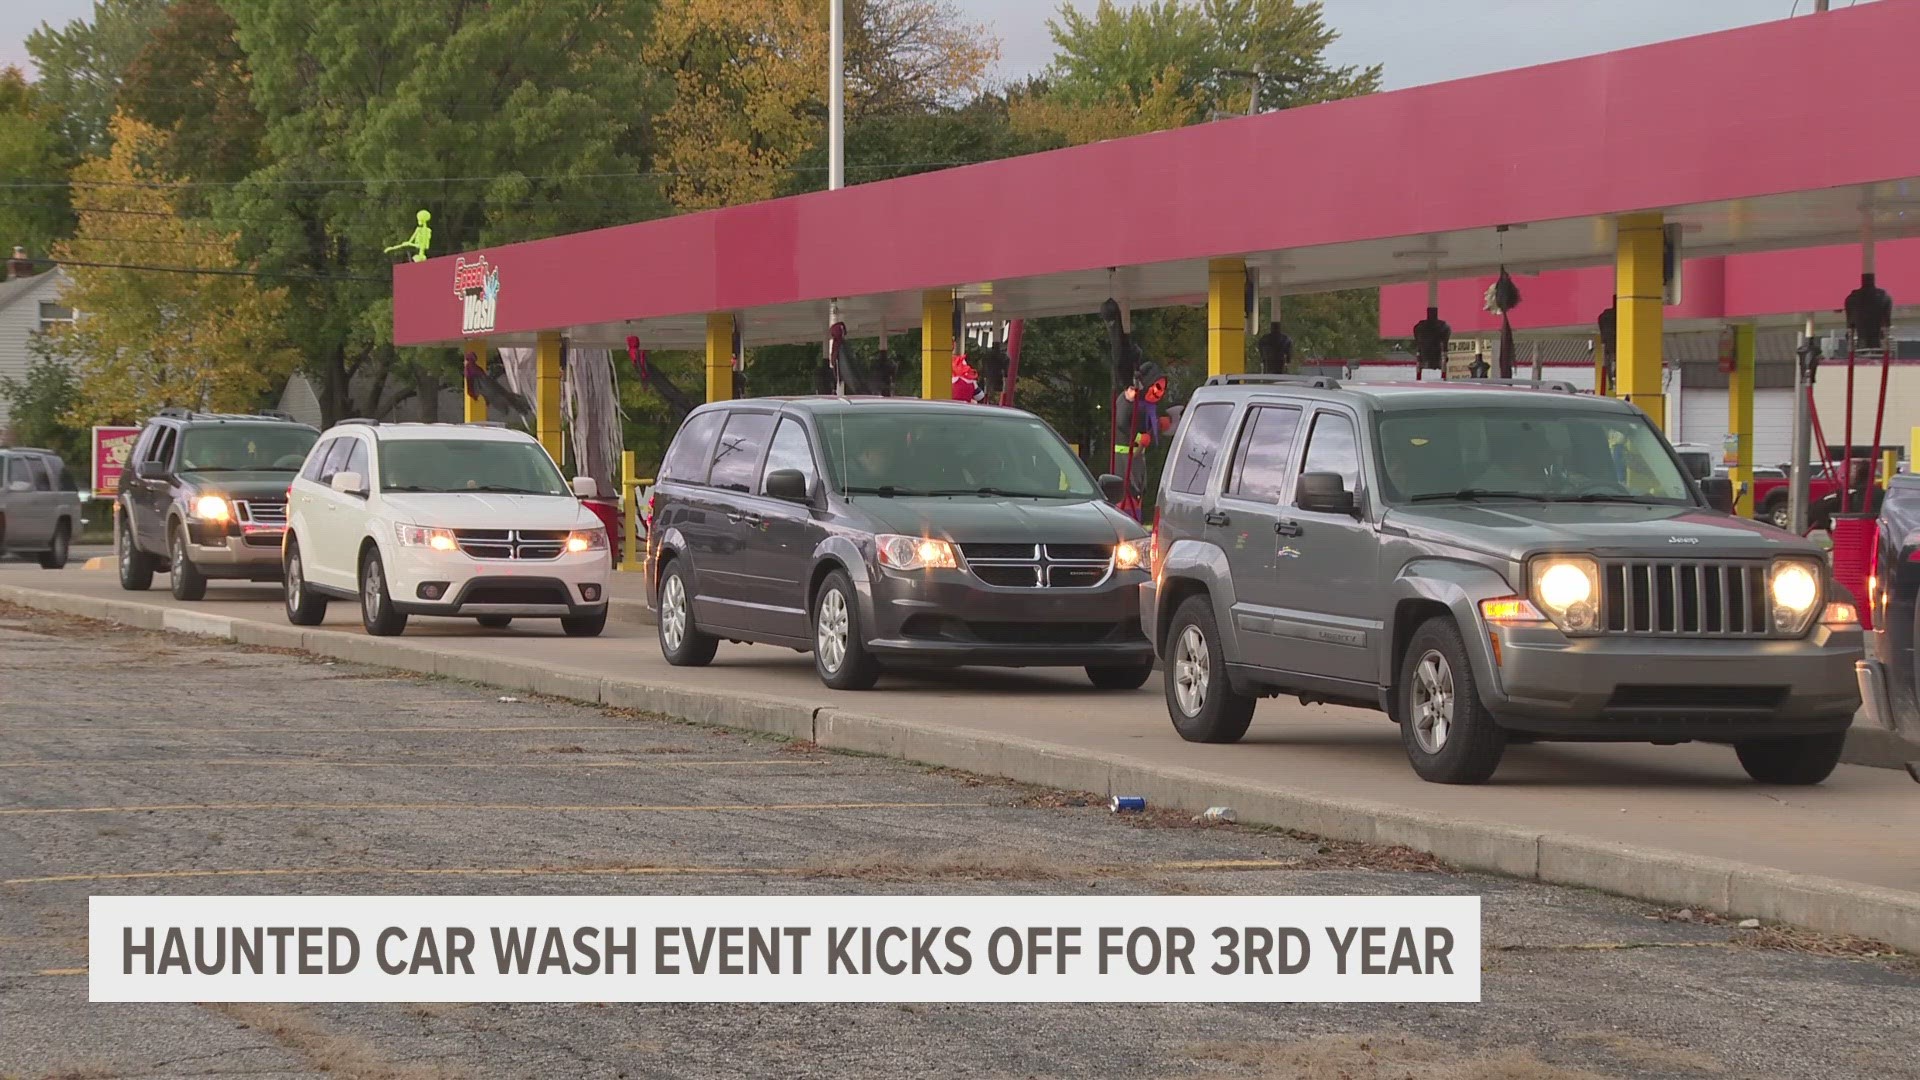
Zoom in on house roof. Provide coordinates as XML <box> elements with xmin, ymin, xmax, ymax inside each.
<box><xmin>0</xmin><ymin>269</ymin><xmax>70</xmax><ymax>315</ymax></box>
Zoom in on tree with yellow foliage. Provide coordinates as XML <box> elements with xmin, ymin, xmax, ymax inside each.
<box><xmin>47</xmin><ymin>115</ymin><xmax>300</xmax><ymax>428</ymax></box>
<box><xmin>647</xmin><ymin>0</ymin><xmax>999</xmax><ymax>211</ymax></box>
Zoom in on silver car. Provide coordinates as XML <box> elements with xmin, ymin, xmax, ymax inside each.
<box><xmin>0</xmin><ymin>447</ymin><xmax>81</xmax><ymax>568</ymax></box>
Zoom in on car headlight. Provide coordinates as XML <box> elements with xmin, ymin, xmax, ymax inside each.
<box><xmin>1528</xmin><ymin>555</ymin><xmax>1601</xmax><ymax>634</ymax></box>
<box><xmin>875</xmin><ymin>533</ymin><xmax>956</xmax><ymax>570</ymax></box>
<box><xmin>395</xmin><ymin>523</ymin><xmax>458</xmax><ymax>552</ymax></box>
<box><xmin>566</xmin><ymin>528</ymin><xmax>608</xmax><ymax>553</ymax></box>
<box><xmin>1113</xmin><ymin>539</ymin><xmax>1145</xmax><ymax>571</ymax></box>
<box><xmin>191</xmin><ymin>495</ymin><xmax>231</xmax><ymax>522</ymax></box>
<box><xmin>1769</xmin><ymin>559</ymin><xmax>1821</xmax><ymax>634</ymax></box>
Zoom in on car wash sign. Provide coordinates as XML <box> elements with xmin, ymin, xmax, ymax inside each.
<box><xmin>455</xmin><ymin>256</ymin><xmax>500</xmax><ymax>335</ymax></box>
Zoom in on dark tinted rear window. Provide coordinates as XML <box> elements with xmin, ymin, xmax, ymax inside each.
<box><xmin>707</xmin><ymin>411</ymin><xmax>776</xmax><ymax>492</ymax></box>
<box><xmin>660</xmin><ymin>412</ymin><xmax>723</xmax><ymax>484</ymax></box>
<box><xmin>1168</xmin><ymin>402</ymin><xmax>1234</xmax><ymax>495</ymax></box>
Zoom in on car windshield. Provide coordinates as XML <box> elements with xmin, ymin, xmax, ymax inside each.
<box><xmin>816</xmin><ymin>410</ymin><xmax>1099</xmax><ymax>499</ymax></box>
<box><xmin>1376</xmin><ymin>407</ymin><xmax>1695</xmax><ymax>506</ymax></box>
<box><xmin>179</xmin><ymin>426</ymin><xmax>317</xmax><ymax>472</ymax></box>
<box><xmin>378</xmin><ymin>439</ymin><xmax>569</xmax><ymax>496</ymax></box>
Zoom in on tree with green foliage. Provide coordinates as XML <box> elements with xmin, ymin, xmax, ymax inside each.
<box><xmin>0</xmin><ymin>67</ymin><xmax>71</xmax><ymax>258</ymax></box>
<box><xmin>0</xmin><ymin>344</ymin><xmax>88</xmax><ymax>469</ymax></box>
<box><xmin>222</xmin><ymin>0</ymin><xmax>669</xmax><ymax>425</ymax></box>
<box><xmin>24</xmin><ymin>0</ymin><xmax>171</xmax><ymax>161</ymax></box>
<box><xmin>119</xmin><ymin>0</ymin><xmax>265</xmax><ymax>196</ymax></box>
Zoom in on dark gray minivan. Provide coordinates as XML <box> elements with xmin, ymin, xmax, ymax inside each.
<box><xmin>645</xmin><ymin>398</ymin><xmax>1154</xmax><ymax>690</ymax></box>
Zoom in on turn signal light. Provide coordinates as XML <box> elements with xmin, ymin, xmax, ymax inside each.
<box><xmin>1479</xmin><ymin>597</ymin><xmax>1547</xmax><ymax>624</ymax></box>
<box><xmin>1821</xmin><ymin>601</ymin><xmax>1860</xmax><ymax>628</ymax></box>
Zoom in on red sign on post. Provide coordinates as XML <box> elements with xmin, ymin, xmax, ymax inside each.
<box><xmin>92</xmin><ymin>426</ymin><xmax>141</xmax><ymax>498</ymax></box>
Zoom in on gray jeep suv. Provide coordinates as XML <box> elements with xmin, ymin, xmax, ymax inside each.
<box><xmin>646</xmin><ymin>398</ymin><xmax>1154</xmax><ymax>690</ymax></box>
<box><xmin>1142</xmin><ymin>375</ymin><xmax>1862</xmax><ymax>785</ymax></box>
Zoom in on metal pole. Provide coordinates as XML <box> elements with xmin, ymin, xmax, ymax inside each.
<box><xmin>829</xmin><ymin>0</ymin><xmax>845</xmax><ymax>193</ymax></box>
<box><xmin>1790</xmin><ymin>314</ymin><xmax>1815</xmax><ymax>534</ymax></box>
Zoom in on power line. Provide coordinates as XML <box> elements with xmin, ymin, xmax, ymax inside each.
<box><xmin>26</xmin><ymin>256</ymin><xmax>386</xmax><ymax>283</ymax></box>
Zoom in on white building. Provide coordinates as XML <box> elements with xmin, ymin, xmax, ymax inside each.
<box><xmin>0</xmin><ymin>264</ymin><xmax>74</xmax><ymax>439</ymax></box>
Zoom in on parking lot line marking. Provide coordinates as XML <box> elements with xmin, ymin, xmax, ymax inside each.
<box><xmin>0</xmin><ymin>725</ymin><xmax>652</xmax><ymax>734</ymax></box>
<box><xmin>0</xmin><ymin>759</ymin><xmax>830</xmax><ymax>769</ymax></box>
<box><xmin>5</xmin><ymin>858</ymin><xmax>1306</xmax><ymax>886</ymax></box>
<box><xmin>0</xmin><ymin>800</ymin><xmax>990</xmax><ymax>817</ymax></box>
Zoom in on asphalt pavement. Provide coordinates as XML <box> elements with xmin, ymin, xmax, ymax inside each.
<box><xmin>1</xmin><ymin>602</ymin><xmax>1916</xmax><ymax>1079</ymax></box>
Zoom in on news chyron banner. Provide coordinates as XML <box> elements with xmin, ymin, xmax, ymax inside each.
<box><xmin>92</xmin><ymin>895</ymin><xmax>1479</xmax><ymax>1003</ymax></box>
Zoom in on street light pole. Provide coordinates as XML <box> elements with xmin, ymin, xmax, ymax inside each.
<box><xmin>829</xmin><ymin>0</ymin><xmax>845</xmax><ymax>193</ymax></box>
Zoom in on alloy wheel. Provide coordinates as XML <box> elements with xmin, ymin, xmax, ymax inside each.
<box><xmin>287</xmin><ymin>552</ymin><xmax>303</xmax><ymax>608</ymax></box>
<box><xmin>362</xmin><ymin>559</ymin><xmax>384</xmax><ymax>623</ymax></box>
<box><xmin>816</xmin><ymin>588</ymin><xmax>849</xmax><ymax>673</ymax></box>
<box><xmin>1411</xmin><ymin>650</ymin><xmax>1455</xmax><ymax>754</ymax></box>
<box><xmin>660</xmin><ymin>574</ymin><xmax>687</xmax><ymax>651</ymax></box>
<box><xmin>1173</xmin><ymin>624</ymin><xmax>1210</xmax><ymax>716</ymax></box>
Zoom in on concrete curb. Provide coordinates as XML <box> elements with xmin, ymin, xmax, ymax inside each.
<box><xmin>5</xmin><ymin>579</ymin><xmax>1918</xmax><ymax>953</ymax></box>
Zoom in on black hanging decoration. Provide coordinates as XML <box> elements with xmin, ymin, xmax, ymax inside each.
<box><xmin>1596</xmin><ymin>297</ymin><xmax>1618</xmax><ymax>394</ymax></box>
<box><xmin>1487</xmin><ymin>268</ymin><xmax>1522</xmax><ymax>379</ymax></box>
<box><xmin>1256</xmin><ymin>325</ymin><xmax>1293</xmax><ymax>374</ymax></box>
<box><xmin>1845</xmin><ymin>272</ymin><xmax>1893</xmax><ymax>350</ymax></box>
<box><xmin>1412</xmin><ymin>306</ymin><xmax>1450</xmax><ymax>372</ymax></box>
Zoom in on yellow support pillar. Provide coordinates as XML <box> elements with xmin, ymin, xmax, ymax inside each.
<box><xmin>1207</xmin><ymin>258</ymin><xmax>1247</xmax><ymax>378</ymax></box>
<box><xmin>921</xmin><ymin>290</ymin><xmax>952</xmax><ymax>400</ymax></box>
<box><xmin>705</xmin><ymin>313</ymin><xmax>734</xmax><ymax>405</ymax></box>
<box><xmin>621</xmin><ymin>450</ymin><xmax>642</xmax><ymax>573</ymax></box>
<box><xmin>1728</xmin><ymin>324</ymin><xmax>1755</xmax><ymax>516</ymax></box>
<box><xmin>535</xmin><ymin>331</ymin><xmax>564</xmax><ymax>464</ymax></box>
<box><xmin>462</xmin><ymin>338</ymin><xmax>488</xmax><ymax>422</ymax></box>
<box><xmin>1615</xmin><ymin>213</ymin><xmax>1666</xmax><ymax>430</ymax></box>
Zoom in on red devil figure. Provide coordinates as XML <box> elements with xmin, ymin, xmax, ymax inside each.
<box><xmin>951</xmin><ymin>354</ymin><xmax>982</xmax><ymax>403</ymax></box>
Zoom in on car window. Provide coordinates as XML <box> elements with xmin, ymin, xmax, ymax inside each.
<box><xmin>49</xmin><ymin>457</ymin><xmax>76</xmax><ymax>491</ymax></box>
<box><xmin>761</xmin><ymin>417</ymin><xmax>817</xmax><ymax>493</ymax></box>
<box><xmin>1374</xmin><ymin>407</ymin><xmax>1693</xmax><ymax>504</ymax></box>
<box><xmin>301</xmin><ymin>438</ymin><xmax>336</xmax><ymax>481</ymax></box>
<box><xmin>708</xmin><ymin>411</ymin><xmax>775</xmax><ymax>493</ymax></box>
<box><xmin>341</xmin><ymin>439</ymin><xmax>369</xmax><ymax>485</ymax></box>
<box><xmin>815</xmin><ymin>410</ymin><xmax>1098</xmax><ymax>498</ymax></box>
<box><xmin>1297</xmin><ymin>412</ymin><xmax>1361</xmax><ymax>498</ymax></box>
<box><xmin>147</xmin><ymin>427</ymin><xmax>177</xmax><ymax>469</ymax></box>
<box><xmin>378</xmin><ymin>438</ymin><xmax>567</xmax><ymax>495</ymax></box>
<box><xmin>25</xmin><ymin>457</ymin><xmax>52</xmax><ymax>491</ymax></box>
<box><xmin>1168</xmin><ymin>402</ymin><xmax>1234</xmax><ymax>495</ymax></box>
<box><xmin>180</xmin><ymin>425</ymin><xmax>317</xmax><ymax>472</ymax></box>
<box><xmin>316</xmin><ymin>438</ymin><xmax>355</xmax><ymax>483</ymax></box>
<box><xmin>1225</xmin><ymin>405</ymin><xmax>1304</xmax><ymax>504</ymax></box>
<box><xmin>660</xmin><ymin>411</ymin><xmax>724</xmax><ymax>485</ymax></box>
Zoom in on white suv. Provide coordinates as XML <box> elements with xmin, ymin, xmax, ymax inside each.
<box><xmin>282</xmin><ymin>421</ymin><xmax>612</xmax><ymax>637</ymax></box>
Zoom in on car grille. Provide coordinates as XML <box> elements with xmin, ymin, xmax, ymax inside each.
<box><xmin>1601</xmin><ymin>560</ymin><xmax>1771</xmax><ymax>636</ymax></box>
<box><xmin>233</xmin><ymin>500</ymin><xmax>286</xmax><ymax>527</ymax></box>
<box><xmin>454</xmin><ymin>528</ymin><xmax>568</xmax><ymax>561</ymax></box>
<box><xmin>900</xmin><ymin>615</ymin><xmax>1138</xmax><ymax>645</ymax></box>
<box><xmin>957</xmin><ymin>543</ymin><xmax>1114</xmax><ymax>589</ymax></box>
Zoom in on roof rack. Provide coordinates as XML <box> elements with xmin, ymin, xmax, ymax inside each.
<box><xmin>7</xmin><ymin>446</ymin><xmax>54</xmax><ymax>454</ymax></box>
<box><xmin>1204</xmin><ymin>373</ymin><xmax>1342</xmax><ymax>389</ymax></box>
<box><xmin>334</xmin><ymin>418</ymin><xmax>379</xmax><ymax>427</ymax></box>
<box><xmin>152</xmin><ymin>408</ymin><xmax>309</xmax><ymax>423</ymax></box>
<box><xmin>1372</xmin><ymin>378</ymin><xmax>1580</xmax><ymax>394</ymax></box>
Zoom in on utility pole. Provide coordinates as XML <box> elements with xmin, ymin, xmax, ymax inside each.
<box><xmin>1814</xmin><ymin>0</ymin><xmax>1829</xmax><ymax>11</ymax></box>
<box><xmin>827</xmin><ymin>0</ymin><xmax>845</xmax><ymax>391</ymax></box>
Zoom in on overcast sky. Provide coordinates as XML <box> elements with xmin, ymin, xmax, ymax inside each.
<box><xmin>0</xmin><ymin>0</ymin><xmax>1859</xmax><ymax>90</ymax></box>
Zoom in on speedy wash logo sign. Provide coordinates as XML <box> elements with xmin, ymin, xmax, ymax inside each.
<box><xmin>455</xmin><ymin>256</ymin><xmax>500</xmax><ymax>335</ymax></box>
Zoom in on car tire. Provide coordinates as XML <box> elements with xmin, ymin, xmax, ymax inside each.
<box><xmin>358</xmin><ymin>548</ymin><xmax>408</xmax><ymax>636</ymax></box>
<box><xmin>1162</xmin><ymin>594</ymin><xmax>1255</xmax><ymax>743</ymax></box>
<box><xmin>169</xmin><ymin>524</ymin><xmax>208</xmax><ymax>601</ymax></box>
<box><xmin>812</xmin><ymin>569</ymin><xmax>880</xmax><ymax>691</ymax></box>
<box><xmin>1734</xmin><ymin>731</ymin><xmax>1847</xmax><ymax>785</ymax></box>
<box><xmin>561</xmin><ymin>609</ymin><xmax>607</xmax><ymax>637</ymax></box>
<box><xmin>38</xmin><ymin>522</ymin><xmax>69</xmax><ymax>569</ymax></box>
<box><xmin>475</xmin><ymin>615</ymin><xmax>514</xmax><ymax>629</ymax></box>
<box><xmin>1765</xmin><ymin>496</ymin><xmax>1792</xmax><ymax>531</ymax></box>
<box><xmin>1086</xmin><ymin>661</ymin><xmax>1153</xmax><ymax>691</ymax></box>
<box><xmin>117</xmin><ymin>514</ymin><xmax>153</xmax><ymax>591</ymax></box>
<box><xmin>1398</xmin><ymin>617</ymin><xmax>1506</xmax><ymax>785</ymax></box>
<box><xmin>656</xmin><ymin>560</ymin><xmax>717</xmax><ymax>666</ymax></box>
<box><xmin>283</xmin><ymin>537</ymin><xmax>328</xmax><ymax>626</ymax></box>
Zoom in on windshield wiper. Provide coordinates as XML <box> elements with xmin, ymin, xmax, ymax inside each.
<box><xmin>382</xmin><ymin>484</ymin><xmax>451</xmax><ymax>493</ymax></box>
<box><xmin>1407</xmin><ymin>489</ymin><xmax>1550</xmax><ymax>503</ymax></box>
<box><xmin>1547</xmin><ymin>493</ymin><xmax>1675</xmax><ymax>505</ymax></box>
<box><xmin>843</xmin><ymin>485</ymin><xmax>930</xmax><ymax>498</ymax></box>
<box><xmin>924</xmin><ymin>487</ymin><xmax>1077</xmax><ymax>499</ymax></box>
<box><xmin>467</xmin><ymin>484</ymin><xmax>561</xmax><ymax>495</ymax></box>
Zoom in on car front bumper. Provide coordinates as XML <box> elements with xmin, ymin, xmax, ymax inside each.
<box><xmin>385</xmin><ymin>547</ymin><xmax>612</xmax><ymax>619</ymax></box>
<box><xmin>1485</xmin><ymin>622</ymin><xmax>1863</xmax><ymax>738</ymax></box>
<box><xmin>184</xmin><ymin>522</ymin><xmax>287</xmax><ymax>577</ymax></box>
<box><xmin>861</xmin><ymin>565</ymin><xmax>1154</xmax><ymax>668</ymax></box>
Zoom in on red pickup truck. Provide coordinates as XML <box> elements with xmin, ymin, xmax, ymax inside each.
<box><xmin>1751</xmin><ymin>468</ymin><xmax>1846</xmax><ymax>531</ymax></box>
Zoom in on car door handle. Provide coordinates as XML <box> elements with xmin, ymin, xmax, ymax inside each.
<box><xmin>1204</xmin><ymin>511</ymin><xmax>1231</xmax><ymax>527</ymax></box>
<box><xmin>1275</xmin><ymin>520</ymin><xmax>1304</xmax><ymax>537</ymax></box>
<box><xmin>727</xmin><ymin>511</ymin><xmax>762</xmax><ymax>526</ymax></box>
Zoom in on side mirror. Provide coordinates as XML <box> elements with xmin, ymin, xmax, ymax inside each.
<box><xmin>1097</xmin><ymin>473</ymin><xmax>1126</xmax><ymax>505</ymax></box>
<box><xmin>134</xmin><ymin>459</ymin><xmax>167</xmax><ymax>481</ymax></box>
<box><xmin>330</xmin><ymin>470</ymin><xmax>366</xmax><ymax>497</ymax></box>
<box><xmin>1699</xmin><ymin>476</ymin><xmax>1735</xmax><ymax>513</ymax></box>
<box><xmin>1297</xmin><ymin>471</ymin><xmax>1358</xmax><ymax>516</ymax></box>
<box><xmin>765</xmin><ymin>468</ymin><xmax>810</xmax><ymax>504</ymax></box>
<box><xmin>571</xmin><ymin>476</ymin><xmax>599</xmax><ymax>499</ymax></box>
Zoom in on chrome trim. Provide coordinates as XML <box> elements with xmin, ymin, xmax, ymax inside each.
<box><xmin>958</xmin><ymin>542</ymin><xmax>1115</xmax><ymax>589</ymax></box>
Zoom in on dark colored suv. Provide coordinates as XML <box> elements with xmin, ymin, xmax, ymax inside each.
<box><xmin>645</xmin><ymin>398</ymin><xmax>1154</xmax><ymax>690</ymax></box>
<box><xmin>117</xmin><ymin>409</ymin><xmax>320</xmax><ymax>599</ymax></box>
<box><xmin>1861</xmin><ymin>475</ymin><xmax>1920</xmax><ymax>736</ymax></box>
<box><xmin>1143</xmin><ymin>375</ymin><xmax>1861</xmax><ymax>785</ymax></box>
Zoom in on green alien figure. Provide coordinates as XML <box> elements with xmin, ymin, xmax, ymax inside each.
<box><xmin>385</xmin><ymin>209</ymin><xmax>433</xmax><ymax>262</ymax></box>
